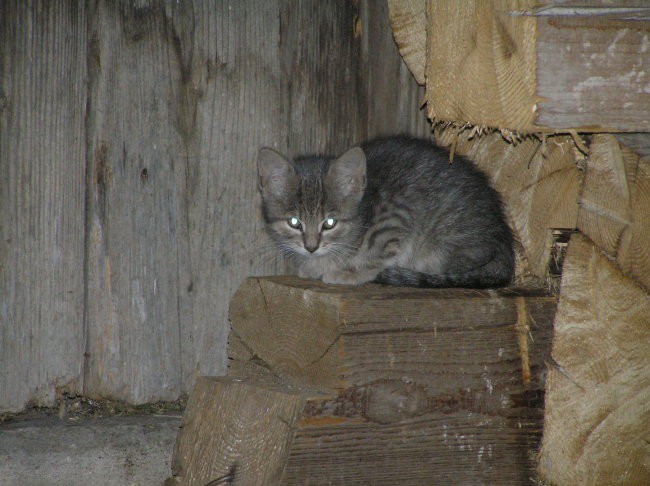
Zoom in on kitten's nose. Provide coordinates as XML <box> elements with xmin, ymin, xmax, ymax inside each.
<box><xmin>304</xmin><ymin>234</ymin><xmax>320</xmax><ymax>253</ymax></box>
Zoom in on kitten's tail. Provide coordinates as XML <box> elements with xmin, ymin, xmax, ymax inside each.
<box><xmin>375</xmin><ymin>264</ymin><xmax>512</xmax><ymax>289</ymax></box>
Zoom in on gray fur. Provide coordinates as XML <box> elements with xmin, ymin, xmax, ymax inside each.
<box><xmin>257</xmin><ymin>136</ymin><xmax>514</xmax><ymax>288</ymax></box>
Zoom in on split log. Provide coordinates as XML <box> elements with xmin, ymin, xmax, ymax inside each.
<box><xmin>538</xmin><ymin>233</ymin><xmax>650</xmax><ymax>485</ymax></box>
<box><xmin>387</xmin><ymin>0</ymin><xmax>427</xmax><ymax>85</ymax></box>
<box><xmin>169</xmin><ymin>377</ymin><xmax>329</xmax><ymax>486</ymax></box>
<box><xmin>577</xmin><ymin>134</ymin><xmax>650</xmax><ymax>291</ymax></box>
<box><xmin>173</xmin><ymin>277</ymin><xmax>555</xmax><ymax>484</ymax></box>
<box><xmin>389</xmin><ymin>0</ymin><xmax>650</xmax><ymax>132</ymax></box>
<box><xmin>425</xmin><ymin>0</ymin><xmax>538</xmax><ymax>131</ymax></box>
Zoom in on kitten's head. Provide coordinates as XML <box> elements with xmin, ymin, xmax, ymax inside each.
<box><xmin>257</xmin><ymin>146</ymin><xmax>366</xmax><ymax>258</ymax></box>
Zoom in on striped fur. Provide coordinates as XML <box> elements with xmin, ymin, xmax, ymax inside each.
<box><xmin>257</xmin><ymin>136</ymin><xmax>514</xmax><ymax>288</ymax></box>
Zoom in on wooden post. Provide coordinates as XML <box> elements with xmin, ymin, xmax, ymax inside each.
<box><xmin>170</xmin><ymin>277</ymin><xmax>557</xmax><ymax>484</ymax></box>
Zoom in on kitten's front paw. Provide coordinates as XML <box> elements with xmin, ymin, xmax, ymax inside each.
<box><xmin>322</xmin><ymin>267</ymin><xmax>376</xmax><ymax>286</ymax></box>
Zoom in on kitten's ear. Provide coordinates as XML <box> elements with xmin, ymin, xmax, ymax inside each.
<box><xmin>327</xmin><ymin>147</ymin><xmax>366</xmax><ymax>198</ymax></box>
<box><xmin>257</xmin><ymin>148</ymin><xmax>294</xmax><ymax>198</ymax></box>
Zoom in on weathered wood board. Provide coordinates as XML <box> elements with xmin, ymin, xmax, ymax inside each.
<box><xmin>389</xmin><ymin>0</ymin><xmax>650</xmax><ymax>132</ymax></box>
<box><xmin>0</xmin><ymin>0</ymin><xmax>86</xmax><ymax>411</ymax></box>
<box><xmin>536</xmin><ymin>9</ymin><xmax>650</xmax><ymax>131</ymax></box>
<box><xmin>170</xmin><ymin>277</ymin><xmax>556</xmax><ymax>484</ymax></box>
<box><xmin>363</xmin><ymin>0</ymin><xmax>430</xmax><ymax>138</ymax></box>
<box><xmin>538</xmin><ymin>233</ymin><xmax>650</xmax><ymax>485</ymax></box>
<box><xmin>84</xmin><ymin>0</ymin><xmax>191</xmax><ymax>403</ymax></box>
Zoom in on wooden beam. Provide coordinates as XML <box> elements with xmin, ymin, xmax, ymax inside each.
<box><xmin>538</xmin><ymin>233</ymin><xmax>650</xmax><ymax>485</ymax></box>
<box><xmin>229</xmin><ymin>277</ymin><xmax>556</xmax><ymax>392</ymax></box>
<box><xmin>535</xmin><ymin>8</ymin><xmax>650</xmax><ymax>131</ymax></box>
<box><xmin>171</xmin><ymin>373</ymin><xmax>551</xmax><ymax>485</ymax></box>
<box><xmin>169</xmin><ymin>377</ymin><xmax>327</xmax><ymax>486</ymax></box>
<box><xmin>389</xmin><ymin>1</ymin><xmax>650</xmax><ymax>132</ymax></box>
<box><xmin>218</xmin><ymin>277</ymin><xmax>557</xmax><ymax>483</ymax></box>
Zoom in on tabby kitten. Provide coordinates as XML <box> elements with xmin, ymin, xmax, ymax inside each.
<box><xmin>257</xmin><ymin>136</ymin><xmax>514</xmax><ymax>288</ymax></box>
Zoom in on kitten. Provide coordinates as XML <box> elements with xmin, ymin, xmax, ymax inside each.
<box><xmin>257</xmin><ymin>136</ymin><xmax>514</xmax><ymax>288</ymax></box>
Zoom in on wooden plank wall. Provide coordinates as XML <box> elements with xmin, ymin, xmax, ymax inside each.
<box><xmin>0</xmin><ymin>0</ymin><xmax>429</xmax><ymax>411</ymax></box>
<box><xmin>0</xmin><ymin>1</ymin><xmax>87</xmax><ymax>412</ymax></box>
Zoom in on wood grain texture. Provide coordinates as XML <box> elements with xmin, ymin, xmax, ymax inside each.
<box><xmin>536</xmin><ymin>11</ymin><xmax>650</xmax><ymax>131</ymax></box>
<box><xmin>0</xmin><ymin>0</ymin><xmax>86</xmax><ymax>412</ymax></box>
<box><xmin>578</xmin><ymin>134</ymin><xmax>631</xmax><ymax>255</ymax></box>
<box><xmin>425</xmin><ymin>0</ymin><xmax>538</xmax><ymax>130</ymax></box>
<box><xmin>173</xmin><ymin>380</ymin><xmax>547</xmax><ymax>485</ymax></box>
<box><xmin>387</xmin><ymin>0</ymin><xmax>427</xmax><ymax>85</ymax></box>
<box><xmin>363</xmin><ymin>0</ymin><xmax>431</xmax><ymax>138</ymax></box>
<box><xmin>223</xmin><ymin>277</ymin><xmax>556</xmax><ymax>483</ymax></box>
<box><xmin>539</xmin><ymin>233</ymin><xmax>650</xmax><ymax>485</ymax></box>
<box><xmin>282</xmin><ymin>413</ymin><xmax>541</xmax><ymax>485</ymax></box>
<box><xmin>230</xmin><ymin>276</ymin><xmax>555</xmax><ymax>391</ymax></box>
<box><xmin>279</xmin><ymin>1</ymin><xmax>364</xmax><ymax>157</ymax></box>
<box><xmin>578</xmin><ymin>134</ymin><xmax>650</xmax><ymax>290</ymax></box>
<box><xmin>171</xmin><ymin>0</ymin><xmax>290</xmax><ymax>398</ymax></box>
<box><xmin>229</xmin><ymin>277</ymin><xmax>343</xmax><ymax>387</ymax></box>
<box><xmin>171</xmin><ymin>376</ymin><xmax>325</xmax><ymax>486</ymax></box>
<box><xmin>84</xmin><ymin>0</ymin><xmax>188</xmax><ymax>402</ymax></box>
<box><xmin>616</xmin><ymin>133</ymin><xmax>650</xmax><ymax>158</ymax></box>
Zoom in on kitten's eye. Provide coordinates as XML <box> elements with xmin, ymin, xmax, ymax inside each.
<box><xmin>322</xmin><ymin>218</ymin><xmax>337</xmax><ymax>230</ymax></box>
<box><xmin>287</xmin><ymin>217</ymin><xmax>302</xmax><ymax>229</ymax></box>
